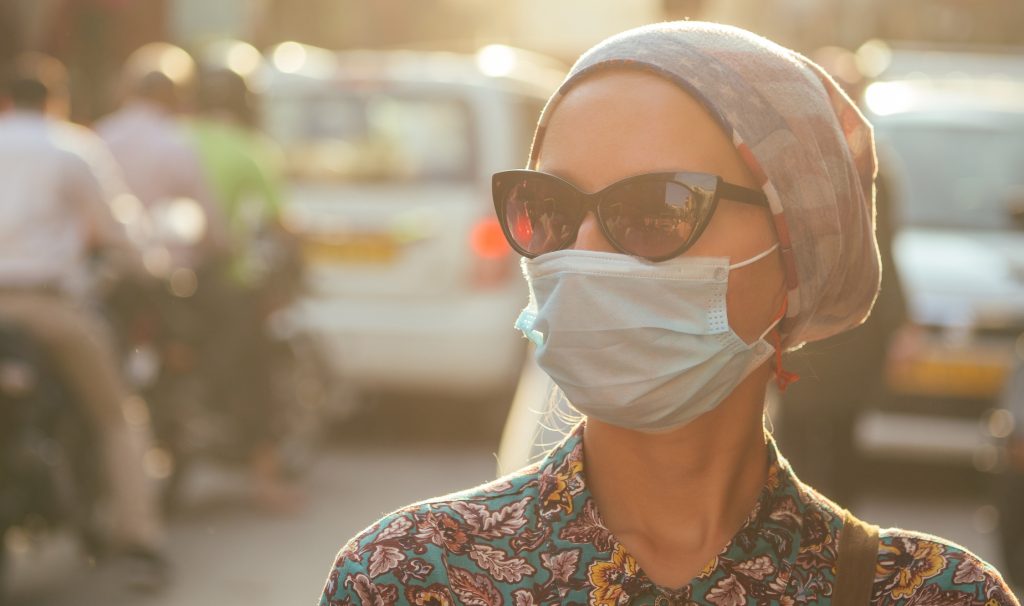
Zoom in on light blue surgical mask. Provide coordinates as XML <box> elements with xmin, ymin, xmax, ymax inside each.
<box><xmin>515</xmin><ymin>245</ymin><xmax>780</xmax><ymax>432</ymax></box>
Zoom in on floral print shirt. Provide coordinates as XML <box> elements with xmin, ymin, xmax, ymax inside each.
<box><xmin>319</xmin><ymin>424</ymin><xmax>1019</xmax><ymax>605</ymax></box>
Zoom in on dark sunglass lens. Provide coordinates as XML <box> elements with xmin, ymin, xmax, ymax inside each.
<box><xmin>600</xmin><ymin>180</ymin><xmax>699</xmax><ymax>258</ymax></box>
<box><xmin>503</xmin><ymin>177</ymin><xmax>579</xmax><ymax>255</ymax></box>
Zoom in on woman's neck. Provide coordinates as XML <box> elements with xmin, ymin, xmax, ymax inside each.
<box><xmin>581</xmin><ymin>368</ymin><xmax>771</xmax><ymax>587</ymax></box>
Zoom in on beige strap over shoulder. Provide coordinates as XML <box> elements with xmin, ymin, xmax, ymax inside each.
<box><xmin>834</xmin><ymin>509</ymin><xmax>880</xmax><ymax>606</ymax></box>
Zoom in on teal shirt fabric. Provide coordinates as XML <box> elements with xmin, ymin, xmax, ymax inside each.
<box><xmin>318</xmin><ymin>423</ymin><xmax>1018</xmax><ymax>605</ymax></box>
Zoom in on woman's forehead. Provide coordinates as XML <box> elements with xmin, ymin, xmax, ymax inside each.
<box><xmin>536</xmin><ymin>70</ymin><xmax>757</xmax><ymax>193</ymax></box>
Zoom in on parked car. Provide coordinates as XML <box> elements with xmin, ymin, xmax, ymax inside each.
<box><xmin>854</xmin><ymin>53</ymin><xmax>1024</xmax><ymax>469</ymax></box>
<box><xmin>752</xmin><ymin>49</ymin><xmax>1024</xmax><ymax>500</ymax></box>
<box><xmin>773</xmin><ymin>48</ymin><xmax>1024</xmax><ymax>504</ymax></box>
<box><xmin>259</xmin><ymin>44</ymin><xmax>564</xmax><ymax>401</ymax></box>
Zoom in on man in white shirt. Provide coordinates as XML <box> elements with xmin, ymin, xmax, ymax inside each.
<box><xmin>0</xmin><ymin>53</ymin><xmax>167</xmax><ymax>587</ymax></box>
<box><xmin>96</xmin><ymin>42</ymin><xmax>227</xmax><ymax>271</ymax></box>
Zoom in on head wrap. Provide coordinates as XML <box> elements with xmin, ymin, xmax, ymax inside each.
<box><xmin>529</xmin><ymin>21</ymin><xmax>880</xmax><ymax>350</ymax></box>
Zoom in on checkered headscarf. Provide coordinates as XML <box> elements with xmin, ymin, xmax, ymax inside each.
<box><xmin>529</xmin><ymin>21</ymin><xmax>880</xmax><ymax>350</ymax></box>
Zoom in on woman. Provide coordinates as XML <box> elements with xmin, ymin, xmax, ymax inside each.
<box><xmin>318</xmin><ymin>22</ymin><xmax>1019</xmax><ymax>605</ymax></box>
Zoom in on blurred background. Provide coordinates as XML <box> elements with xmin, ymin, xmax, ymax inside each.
<box><xmin>1</xmin><ymin>0</ymin><xmax>1023</xmax><ymax>604</ymax></box>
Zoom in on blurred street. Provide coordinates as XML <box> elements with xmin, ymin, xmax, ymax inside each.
<box><xmin>3</xmin><ymin>400</ymin><xmax>502</xmax><ymax>606</ymax></box>
<box><xmin>3</xmin><ymin>401</ymin><xmax>1018</xmax><ymax>605</ymax></box>
<box><xmin>3</xmin><ymin>0</ymin><xmax>1024</xmax><ymax>603</ymax></box>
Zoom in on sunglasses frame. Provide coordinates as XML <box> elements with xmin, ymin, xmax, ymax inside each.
<box><xmin>492</xmin><ymin>169</ymin><xmax>770</xmax><ymax>262</ymax></box>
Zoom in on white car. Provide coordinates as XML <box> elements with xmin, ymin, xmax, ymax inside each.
<box><xmin>260</xmin><ymin>44</ymin><xmax>563</xmax><ymax>400</ymax></box>
<box><xmin>856</xmin><ymin>51</ymin><xmax>1024</xmax><ymax>467</ymax></box>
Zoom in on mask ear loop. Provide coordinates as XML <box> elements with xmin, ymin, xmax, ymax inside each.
<box><xmin>729</xmin><ymin>243</ymin><xmax>779</xmax><ymax>270</ymax></box>
<box><xmin>768</xmin><ymin>296</ymin><xmax>799</xmax><ymax>392</ymax></box>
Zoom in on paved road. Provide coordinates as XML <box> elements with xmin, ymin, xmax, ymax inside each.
<box><xmin>3</xmin><ymin>403</ymin><xmax>1019</xmax><ymax>605</ymax></box>
<box><xmin>4</xmin><ymin>440</ymin><xmax>497</xmax><ymax>606</ymax></box>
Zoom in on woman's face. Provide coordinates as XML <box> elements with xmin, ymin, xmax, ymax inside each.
<box><xmin>536</xmin><ymin>70</ymin><xmax>786</xmax><ymax>344</ymax></box>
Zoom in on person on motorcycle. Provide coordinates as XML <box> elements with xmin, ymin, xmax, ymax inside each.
<box><xmin>187</xmin><ymin>52</ymin><xmax>305</xmax><ymax>512</ymax></box>
<box><xmin>0</xmin><ymin>53</ymin><xmax>168</xmax><ymax>588</ymax></box>
<box><xmin>96</xmin><ymin>42</ymin><xmax>229</xmax><ymax>274</ymax></box>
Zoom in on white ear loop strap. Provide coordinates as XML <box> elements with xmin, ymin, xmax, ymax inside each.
<box><xmin>728</xmin><ymin>242</ymin><xmax>780</xmax><ymax>270</ymax></box>
<box><xmin>725</xmin><ymin>242</ymin><xmax>784</xmax><ymax>343</ymax></box>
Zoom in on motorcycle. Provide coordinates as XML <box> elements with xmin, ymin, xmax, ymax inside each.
<box><xmin>0</xmin><ymin>322</ymin><xmax>105</xmax><ymax>595</ymax></box>
<box><xmin>111</xmin><ymin>197</ymin><xmax>337</xmax><ymax>511</ymax></box>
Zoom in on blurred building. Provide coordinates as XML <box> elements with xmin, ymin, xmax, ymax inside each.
<box><xmin>477</xmin><ymin>0</ymin><xmax>664</xmax><ymax>61</ymax></box>
<box><xmin>1</xmin><ymin>0</ymin><xmax>170</xmax><ymax>121</ymax></box>
<box><xmin>704</xmin><ymin>0</ymin><xmax>1024</xmax><ymax>51</ymax></box>
<box><xmin>2</xmin><ymin>0</ymin><xmax>1022</xmax><ymax>122</ymax></box>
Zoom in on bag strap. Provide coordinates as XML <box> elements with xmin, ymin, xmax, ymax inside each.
<box><xmin>834</xmin><ymin>509</ymin><xmax>880</xmax><ymax>606</ymax></box>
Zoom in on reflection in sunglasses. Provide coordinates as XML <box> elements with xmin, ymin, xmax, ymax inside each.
<box><xmin>494</xmin><ymin>170</ymin><xmax>768</xmax><ymax>260</ymax></box>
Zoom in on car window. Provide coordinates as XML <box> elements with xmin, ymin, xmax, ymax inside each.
<box><xmin>264</xmin><ymin>91</ymin><xmax>475</xmax><ymax>183</ymax></box>
<box><xmin>879</xmin><ymin>120</ymin><xmax>1024</xmax><ymax>230</ymax></box>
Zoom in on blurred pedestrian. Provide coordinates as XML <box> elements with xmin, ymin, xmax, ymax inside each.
<box><xmin>187</xmin><ymin>57</ymin><xmax>304</xmax><ymax>512</ymax></box>
<box><xmin>0</xmin><ymin>52</ymin><xmax>168</xmax><ymax>589</ymax></box>
<box><xmin>96</xmin><ymin>42</ymin><xmax>228</xmax><ymax>273</ymax></box>
<box><xmin>318</xmin><ymin>22</ymin><xmax>1019</xmax><ymax>605</ymax></box>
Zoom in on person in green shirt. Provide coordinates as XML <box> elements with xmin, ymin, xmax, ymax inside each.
<box><xmin>189</xmin><ymin>67</ymin><xmax>288</xmax><ymax>286</ymax></box>
<box><xmin>188</xmin><ymin>65</ymin><xmax>304</xmax><ymax>512</ymax></box>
